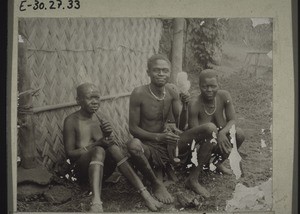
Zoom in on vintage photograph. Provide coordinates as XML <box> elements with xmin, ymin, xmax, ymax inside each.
<box><xmin>15</xmin><ymin>17</ymin><xmax>274</xmax><ymax>213</ymax></box>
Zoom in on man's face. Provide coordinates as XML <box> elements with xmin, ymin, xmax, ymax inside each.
<box><xmin>78</xmin><ymin>86</ymin><xmax>100</xmax><ymax>114</ymax></box>
<box><xmin>147</xmin><ymin>59</ymin><xmax>171</xmax><ymax>87</ymax></box>
<box><xmin>199</xmin><ymin>77</ymin><xmax>219</xmax><ymax>101</ymax></box>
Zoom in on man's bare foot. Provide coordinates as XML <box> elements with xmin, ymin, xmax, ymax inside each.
<box><xmin>140</xmin><ymin>189</ymin><xmax>163</xmax><ymax>211</ymax></box>
<box><xmin>216</xmin><ymin>163</ymin><xmax>233</xmax><ymax>175</ymax></box>
<box><xmin>185</xmin><ymin>178</ymin><xmax>210</xmax><ymax>198</ymax></box>
<box><xmin>152</xmin><ymin>182</ymin><xmax>174</xmax><ymax>204</ymax></box>
<box><xmin>89</xmin><ymin>201</ymin><xmax>103</xmax><ymax>213</ymax></box>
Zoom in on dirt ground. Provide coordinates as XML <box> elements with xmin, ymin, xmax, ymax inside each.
<box><xmin>17</xmin><ymin>42</ymin><xmax>273</xmax><ymax>213</ymax></box>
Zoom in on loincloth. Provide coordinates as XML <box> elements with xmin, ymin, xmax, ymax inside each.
<box><xmin>142</xmin><ymin>123</ymin><xmax>192</xmax><ymax>168</ymax></box>
<box><xmin>142</xmin><ymin>140</ymin><xmax>191</xmax><ymax>169</ymax></box>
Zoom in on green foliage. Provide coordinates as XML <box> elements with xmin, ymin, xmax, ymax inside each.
<box><xmin>188</xmin><ymin>18</ymin><xmax>225</xmax><ymax>69</ymax></box>
<box><xmin>159</xmin><ymin>18</ymin><xmax>226</xmax><ymax>72</ymax></box>
<box><xmin>159</xmin><ymin>18</ymin><xmax>272</xmax><ymax>72</ymax></box>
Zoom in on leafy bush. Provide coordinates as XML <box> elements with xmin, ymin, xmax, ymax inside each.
<box><xmin>159</xmin><ymin>18</ymin><xmax>225</xmax><ymax>72</ymax></box>
<box><xmin>188</xmin><ymin>18</ymin><xmax>225</xmax><ymax>69</ymax></box>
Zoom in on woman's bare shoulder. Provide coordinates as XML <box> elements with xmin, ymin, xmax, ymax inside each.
<box><xmin>217</xmin><ymin>90</ymin><xmax>232</xmax><ymax>103</ymax></box>
<box><xmin>218</xmin><ymin>90</ymin><xmax>231</xmax><ymax>98</ymax></box>
<box><xmin>64</xmin><ymin>111</ymin><xmax>79</xmax><ymax>126</ymax></box>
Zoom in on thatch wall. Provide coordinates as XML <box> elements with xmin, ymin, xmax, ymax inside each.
<box><xmin>18</xmin><ymin>18</ymin><xmax>162</xmax><ymax>168</ymax></box>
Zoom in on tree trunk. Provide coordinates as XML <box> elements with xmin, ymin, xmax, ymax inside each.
<box><xmin>170</xmin><ymin>18</ymin><xmax>185</xmax><ymax>83</ymax></box>
<box><xmin>18</xmin><ymin>39</ymin><xmax>38</xmax><ymax>169</ymax></box>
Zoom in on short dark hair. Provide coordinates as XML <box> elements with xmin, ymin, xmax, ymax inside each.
<box><xmin>147</xmin><ymin>54</ymin><xmax>171</xmax><ymax>70</ymax></box>
<box><xmin>199</xmin><ymin>69</ymin><xmax>219</xmax><ymax>85</ymax></box>
<box><xmin>76</xmin><ymin>83</ymin><xmax>98</xmax><ymax>98</ymax></box>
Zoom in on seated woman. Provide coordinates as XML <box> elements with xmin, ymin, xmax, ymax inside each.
<box><xmin>63</xmin><ymin>82</ymin><xmax>162</xmax><ymax>212</ymax></box>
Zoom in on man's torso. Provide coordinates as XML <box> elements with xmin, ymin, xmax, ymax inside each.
<box><xmin>137</xmin><ymin>84</ymin><xmax>177</xmax><ymax>133</ymax></box>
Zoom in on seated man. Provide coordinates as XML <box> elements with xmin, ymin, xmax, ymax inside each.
<box><xmin>63</xmin><ymin>83</ymin><xmax>162</xmax><ymax>212</ymax></box>
<box><xmin>185</xmin><ymin>69</ymin><xmax>245</xmax><ymax>198</ymax></box>
<box><xmin>127</xmin><ymin>54</ymin><xmax>189</xmax><ymax>204</ymax></box>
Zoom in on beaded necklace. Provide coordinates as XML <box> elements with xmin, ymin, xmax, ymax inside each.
<box><xmin>148</xmin><ymin>84</ymin><xmax>166</xmax><ymax>101</ymax></box>
<box><xmin>203</xmin><ymin>96</ymin><xmax>217</xmax><ymax>116</ymax></box>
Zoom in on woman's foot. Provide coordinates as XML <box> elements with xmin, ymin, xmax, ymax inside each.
<box><xmin>140</xmin><ymin>188</ymin><xmax>163</xmax><ymax>211</ymax></box>
<box><xmin>152</xmin><ymin>182</ymin><xmax>174</xmax><ymax>204</ymax></box>
<box><xmin>89</xmin><ymin>201</ymin><xmax>103</xmax><ymax>213</ymax></box>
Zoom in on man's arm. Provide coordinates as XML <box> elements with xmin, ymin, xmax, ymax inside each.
<box><xmin>188</xmin><ymin>98</ymin><xmax>200</xmax><ymax>129</ymax></box>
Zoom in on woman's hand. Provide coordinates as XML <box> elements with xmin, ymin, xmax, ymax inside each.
<box><xmin>217</xmin><ymin>132</ymin><xmax>232</xmax><ymax>155</ymax></box>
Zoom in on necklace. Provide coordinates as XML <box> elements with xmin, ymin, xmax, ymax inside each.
<box><xmin>148</xmin><ymin>84</ymin><xmax>166</xmax><ymax>101</ymax></box>
<box><xmin>203</xmin><ymin>97</ymin><xmax>217</xmax><ymax>116</ymax></box>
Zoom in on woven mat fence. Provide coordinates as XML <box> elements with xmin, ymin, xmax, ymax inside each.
<box><xmin>18</xmin><ymin>18</ymin><xmax>162</xmax><ymax>168</ymax></box>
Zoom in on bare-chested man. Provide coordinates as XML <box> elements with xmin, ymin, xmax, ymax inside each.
<box><xmin>185</xmin><ymin>69</ymin><xmax>245</xmax><ymax>198</ymax></box>
<box><xmin>63</xmin><ymin>83</ymin><xmax>162</xmax><ymax>212</ymax></box>
<box><xmin>127</xmin><ymin>54</ymin><xmax>193</xmax><ymax>204</ymax></box>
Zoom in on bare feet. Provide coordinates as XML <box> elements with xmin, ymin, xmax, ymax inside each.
<box><xmin>89</xmin><ymin>202</ymin><xmax>103</xmax><ymax>213</ymax></box>
<box><xmin>140</xmin><ymin>189</ymin><xmax>163</xmax><ymax>211</ymax></box>
<box><xmin>177</xmin><ymin>193</ymin><xmax>200</xmax><ymax>208</ymax></box>
<box><xmin>216</xmin><ymin>163</ymin><xmax>233</xmax><ymax>175</ymax></box>
<box><xmin>185</xmin><ymin>178</ymin><xmax>210</xmax><ymax>198</ymax></box>
<box><xmin>152</xmin><ymin>182</ymin><xmax>174</xmax><ymax>204</ymax></box>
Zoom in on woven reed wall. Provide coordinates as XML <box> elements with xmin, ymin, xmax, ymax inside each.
<box><xmin>18</xmin><ymin>18</ymin><xmax>162</xmax><ymax>168</ymax></box>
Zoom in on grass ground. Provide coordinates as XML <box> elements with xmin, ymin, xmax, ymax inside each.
<box><xmin>17</xmin><ymin>41</ymin><xmax>273</xmax><ymax>213</ymax></box>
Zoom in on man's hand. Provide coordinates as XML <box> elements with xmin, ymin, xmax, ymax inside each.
<box><xmin>101</xmin><ymin>120</ymin><xmax>113</xmax><ymax>137</ymax></box>
<box><xmin>180</xmin><ymin>92</ymin><xmax>190</xmax><ymax>104</ymax></box>
<box><xmin>217</xmin><ymin>132</ymin><xmax>232</xmax><ymax>155</ymax></box>
<box><xmin>156</xmin><ymin>132</ymin><xmax>180</xmax><ymax>145</ymax></box>
<box><xmin>166</xmin><ymin>125</ymin><xmax>183</xmax><ymax>136</ymax></box>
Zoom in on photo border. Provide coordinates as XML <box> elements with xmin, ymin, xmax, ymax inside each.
<box><xmin>7</xmin><ymin>0</ymin><xmax>295</xmax><ymax>213</ymax></box>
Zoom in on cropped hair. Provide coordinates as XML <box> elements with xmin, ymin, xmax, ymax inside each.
<box><xmin>199</xmin><ymin>69</ymin><xmax>219</xmax><ymax>84</ymax></box>
<box><xmin>76</xmin><ymin>82</ymin><xmax>97</xmax><ymax>98</ymax></box>
<box><xmin>147</xmin><ymin>54</ymin><xmax>171</xmax><ymax>70</ymax></box>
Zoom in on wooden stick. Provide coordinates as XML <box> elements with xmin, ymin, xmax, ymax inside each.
<box><xmin>32</xmin><ymin>92</ymin><xmax>131</xmax><ymax>113</ymax></box>
<box><xmin>18</xmin><ymin>40</ymin><xmax>38</xmax><ymax>169</ymax></box>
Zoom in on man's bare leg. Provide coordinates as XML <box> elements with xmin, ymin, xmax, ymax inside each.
<box><xmin>107</xmin><ymin>144</ymin><xmax>162</xmax><ymax>211</ymax></box>
<box><xmin>88</xmin><ymin>147</ymin><xmax>106</xmax><ymax>212</ymax></box>
<box><xmin>127</xmin><ymin>139</ymin><xmax>174</xmax><ymax>204</ymax></box>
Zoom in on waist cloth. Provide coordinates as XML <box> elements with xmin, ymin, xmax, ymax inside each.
<box><xmin>143</xmin><ymin>141</ymin><xmax>190</xmax><ymax>169</ymax></box>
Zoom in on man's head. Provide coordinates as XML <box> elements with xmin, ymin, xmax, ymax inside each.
<box><xmin>147</xmin><ymin>54</ymin><xmax>171</xmax><ymax>87</ymax></box>
<box><xmin>76</xmin><ymin>83</ymin><xmax>100</xmax><ymax>113</ymax></box>
<box><xmin>199</xmin><ymin>69</ymin><xmax>219</xmax><ymax>101</ymax></box>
